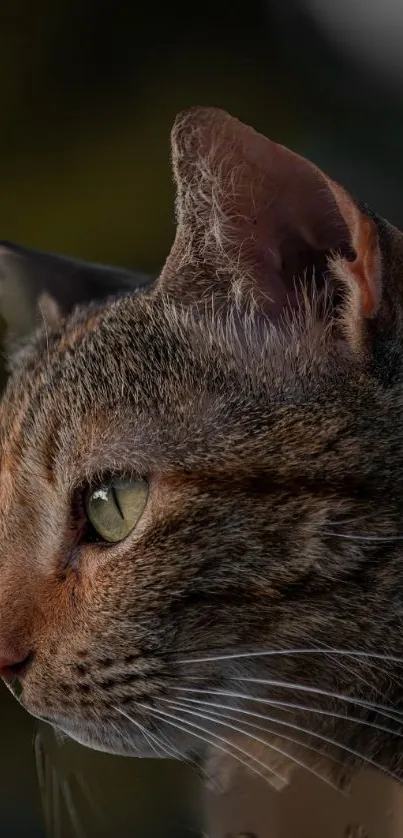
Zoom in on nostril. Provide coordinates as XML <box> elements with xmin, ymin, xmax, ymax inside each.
<box><xmin>0</xmin><ymin>651</ymin><xmax>34</xmax><ymax>683</ymax></box>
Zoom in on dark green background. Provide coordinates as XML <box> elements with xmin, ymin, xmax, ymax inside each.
<box><xmin>1</xmin><ymin>0</ymin><xmax>403</xmax><ymax>835</ymax></box>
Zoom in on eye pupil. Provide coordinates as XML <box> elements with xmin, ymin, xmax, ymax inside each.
<box><xmin>111</xmin><ymin>486</ymin><xmax>124</xmax><ymax>519</ymax></box>
<box><xmin>84</xmin><ymin>478</ymin><xmax>148</xmax><ymax>544</ymax></box>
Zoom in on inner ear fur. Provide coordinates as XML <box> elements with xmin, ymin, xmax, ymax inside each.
<box><xmin>158</xmin><ymin>107</ymin><xmax>381</xmax><ymax>347</ymax></box>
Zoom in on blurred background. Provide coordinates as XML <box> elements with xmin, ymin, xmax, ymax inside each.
<box><xmin>1</xmin><ymin>0</ymin><xmax>403</xmax><ymax>835</ymax></box>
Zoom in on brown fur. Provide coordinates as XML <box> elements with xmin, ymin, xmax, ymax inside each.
<box><xmin>1</xmin><ymin>108</ymin><xmax>403</xmax><ymax>793</ymax></box>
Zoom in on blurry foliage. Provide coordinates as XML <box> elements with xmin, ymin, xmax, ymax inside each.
<box><xmin>1</xmin><ymin>0</ymin><xmax>403</xmax><ymax>835</ymax></box>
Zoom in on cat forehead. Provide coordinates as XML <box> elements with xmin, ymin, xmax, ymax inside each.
<box><xmin>6</xmin><ymin>290</ymin><xmax>335</xmax><ymax>402</ymax></box>
<box><xmin>0</xmin><ymin>290</ymin><xmax>362</xmax><ymax>483</ymax></box>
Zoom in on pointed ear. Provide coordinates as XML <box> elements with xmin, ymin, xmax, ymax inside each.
<box><xmin>158</xmin><ymin>107</ymin><xmax>382</xmax><ymax>348</ymax></box>
<box><xmin>0</xmin><ymin>242</ymin><xmax>153</xmax><ymax>342</ymax></box>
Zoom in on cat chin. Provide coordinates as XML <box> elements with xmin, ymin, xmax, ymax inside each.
<box><xmin>51</xmin><ymin>719</ymin><xmax>151</xmax><ymax>758</ymax></box>
<box><xmin>19</xmin><ymin>699</ymin><xmax>152</xmax><ymax>758</ymax></box>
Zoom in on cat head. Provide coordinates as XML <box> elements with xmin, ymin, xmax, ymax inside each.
<box><xmin>1</xmin><ymin>107</ymin><xmax>403</xmax><ymax>790</ymax></box>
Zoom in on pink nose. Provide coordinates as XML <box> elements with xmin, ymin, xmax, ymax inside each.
<box><xmin>0</xmin><ymin>649</ymin><xmax>32</xmax><ymax>682</ymax></box>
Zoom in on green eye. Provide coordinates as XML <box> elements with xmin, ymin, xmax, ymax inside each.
<box><xmin>85</xmin><ymin>478</ymin><xmax>148</xmax><ymax>543</ymax></box>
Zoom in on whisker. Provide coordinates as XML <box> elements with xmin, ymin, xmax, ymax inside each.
<box><xmin>61</xmin><ymin>778</ymin><xmax>87</xmax><ymax>838</ymax></box>
<box><xmin>142</xmin><ymin>708</ymin><xmax>286</xmax><ymax>788</ymax></box>
<box><xmin>177</xmin><ymin>639</ymin><xmax>403</xmax><ymax>725</ymax></box>
<box><xmin>229</xmin><ymin>677</ymin><xmax>403</xmax><ymax>725</ymax></box>
<box><xmin>122</xmin><ymin>711</ymin><xmax>164</xmax><ymax>758</ymax></box>
<box><xmin>174</xmin><ymin>690</ymin><xmax>403</xmax><ymax>738</ymax></box>
<box><xmin>108</xmin><ymin>717</ymin><xmax>140</xmax><ymax>754</ymax></box>
<box><xmin>112</xmin><ymin>709</ymin><xmax>176</xmax><ymax>764</ymax></box>
<box><xmin>177</xmin><ymin>685</ymin><xmax>400</xmax><ymax>726</ymax></box>
<box><xmin>75</xmin><ymin>774</ymin><xmax>99</xmax><ymax>817</ymax></box>
<box><xmin>164</xmin><ymin>698</ymin><xmax>341</xmax><ymax>791</ymax></box>
<box><xmin>132</xmin><ymin>703</ymin><xmax>288</xmax><ymax>787</ymax></box>
<box><xmin>152</xmin><ymin>727</ymin><xmax>184</xmax><ymax>761</ymax></box>
<box><xmin>312</xmin><ymin>638</ymin><xmax>400</xmax><ymax>718</ymax></box>
<box><xmin>111</xmin><ymin>710</ymin><xmax>182</xmax><ymax>762</ymax></box>
<box><xmin>174</xmin><ymin>690</ymin><xmax>403</xmax><ymax>784</ymax></box>
<box><xmin>142</xmin><ymin>722</ymin><xmax>183</xmax><ymax>760</ymax></box>
<box><xmin>33</xmin><ymin>731</ymin><xmax>47</xmax><ymax>805</ymax></box>
<box><xmin>138</xmin><ymin>719</ymin><xmax>169</xmax><ymax>758</ymax></box>
<box><xmin>168</xmin><ymin>694</ymin><xmax>399</xmax><ymax>753</ymax></box>
<box><xmin>322</xmin><ymin>531</ymin><xmax>403</xmax><ymax>543</ymax></box>
<box><xmin>34</xmin><ymin>732</ymin><xmax>54</xmax><ymax>838</ymax></box>
<box><xmin>176</xmin><ymin>648</ymin><xmax>403</xmax><ymax>665</ymax></box>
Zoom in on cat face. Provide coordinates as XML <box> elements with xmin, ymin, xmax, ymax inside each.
<box><xmin>1</xmin><ymin>108</ymin><xmax>403</xmax><ymax>790</ymax></box>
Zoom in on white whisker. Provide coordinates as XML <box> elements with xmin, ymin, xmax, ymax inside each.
<box><xmin>164</xmin><ymin>698</ymin><xmax>341</xmax><ymax>790</ymax></box>
<box><xmin>133</xmin><ymin>703</ymin><xmax>288</xmax><ymax>787</ymax></box>
<box><xmin>229</xmin><ymin>677</ymin><xmax>403</xmax><ymax>724</ymax></box>
<box><xmin>168</xmin><ymin>693</ymin><xmax>403</xmax><ymax>743</ymax></box>
<box><xmin>178</xmin><ymin>685</ymin><xmax>403</xmax><ymax>729</ymax></box>
<box><xmin>136</xmin><ymin>723</ymin><xmax>162</xmax><ymax>757</ymax></box>
<box><xmin>33</xmin><ymin>732</ymin><xmax>47</xmax><ymax>803</ymax></box>
<box><xmin>313</xmin><ymin>638</ymin><xmax>399</xmax><ymax>717</ymax></box>
<box><xmin>108</xmin><ymin>717</ymin><xmax>139</xmax><ymax>754</ymax></box>
<box><xmin>169</xmin><ymin>694</ymin><xmax>402</xmax><ymax>784</ymax></box>
<box><xmin>113</xmin><ymin>708</ymin><xmax>171</xmax><ymax>759</ymax></box>
<box><xmin>34</xmin><ymin>733</ymin><xmax>54</xmax><ymax>838</ymax></box>
<box><xmin>323</xmin><ymin>531</ymin><xmax>403</xmax><ymax>543</ymax></box>
<box><xmin>154</xmin><ymin>728</ymin><xmax>184</xmax><ymax>761</ymax></box>
<box><xmin>176</xmin><ymin>648</ymin><xmax>403</xmax><ymax>665</ymax></box>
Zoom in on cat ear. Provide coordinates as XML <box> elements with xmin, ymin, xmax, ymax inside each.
<box><xmin>159</xmin><ymin>107</ymin><xmax>382</xmax><ymax>349</ymax></box>
<box><xmin>0</xmin><ymin>242</ymin><xmax>153</xmax><ymax>341</ymax></box>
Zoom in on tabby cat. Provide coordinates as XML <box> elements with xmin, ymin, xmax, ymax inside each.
<box><xmin>1</xmin><ymin>106</ymin><xmax>403</xmax><ymax>793</ymax></box>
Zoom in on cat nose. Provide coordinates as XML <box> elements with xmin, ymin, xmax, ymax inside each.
<box><xmin>0</xmin><ymin>647</ymin><xmax>33</xmax><ymax>682</ymax></box>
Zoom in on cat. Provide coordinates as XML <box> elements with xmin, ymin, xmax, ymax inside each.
<box><xmin>1</xmin><ymin>105</ymin><xmax>403</xmax><ymax>796</ymax></box>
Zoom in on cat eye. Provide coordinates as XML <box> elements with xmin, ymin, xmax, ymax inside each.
<box><xmin>85</xmin><ymin>478</ymin><xmax>148</xmax><ymax>543</ymax></box>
